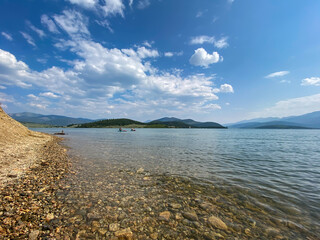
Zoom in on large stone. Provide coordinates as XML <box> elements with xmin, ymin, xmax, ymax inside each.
<box><xmin>159</xmin><ymin>211</ymin><xmax>171</xmax><ymax>221</ymax></box>
<box><xmin>115</xmin><ymin>228</ymin><xmax>133</xmax><ymax>240</ymax></box>
<box><xmin>208</xmin><ymin>216</ymin><xmax>228</xmax><ymax>230</ymax></box>
<box><xmin>109</xmin><ymin>223</ymin><xmax>120</xmax><ymax>232</ymax></box>
<box><xmin>45</xmin><ymin>213</ymin><xmax>54</xmax><ymax>222</ymax></box>
<box><xmin>182</xmin><ymin>211</ymin><xmax>198</xmax><ymax>221</ymax></box>
<box><xmin>29</xmin><ymin>230</ymin><xmax>40</xmax><ymax>240</ymax></box>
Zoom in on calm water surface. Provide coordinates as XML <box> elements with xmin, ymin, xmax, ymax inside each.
<box><xmin>36</xmin><ymin>128</ymin><xmax>320</xmax><ymax>235</ymax></box>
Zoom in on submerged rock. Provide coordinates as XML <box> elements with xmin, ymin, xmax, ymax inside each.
<box><xmin>208</xmin><ymin>216</ymin><xmax>228</xmax><ymax>230</ymax></box>
<box><xmin>114</xmin><ymin>228</ymin><xmax>133</xmax><ymax>240</ymax></box>
<box><xmin>159</xmin><ymin>211</ymin><xmax>171</xmax><ymax>221</ymax></box>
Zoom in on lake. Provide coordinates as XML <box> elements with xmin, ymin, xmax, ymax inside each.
<box><xmin>35</xmin><ymin>128</ymin><xmax>320</xmax><ymax>239</ymax></box>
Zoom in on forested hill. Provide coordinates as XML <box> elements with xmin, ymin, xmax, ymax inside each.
<box><xmin>76</xmin><ymin>119</ymin><xmax>145</xmax><ymax>128</ymax></box>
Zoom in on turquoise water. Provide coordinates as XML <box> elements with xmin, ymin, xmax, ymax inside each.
<box><xmin>35</xmin><ymin>128</ymin><xmax>320</xmax><ymax>235</ymax></box>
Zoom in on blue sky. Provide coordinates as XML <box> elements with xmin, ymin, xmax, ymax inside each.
<box><xmin>0</xmin><ymin>0</ymin><xmax>320</xmax><ymax>123</ymax></box>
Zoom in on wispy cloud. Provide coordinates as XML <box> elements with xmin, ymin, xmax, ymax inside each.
<box><xmin>101</xmin><ymin>0</ymin><xmax>125</xmax><ymax>17</ymax></box>
<box><xmin>20</xmin><ymin>32</ymin><xmax>36</xmax><ymax>46</ymax></box>
<box><xmin>265</xmin><ymin>71</ymin><xmax>289</xmax><ymax>78</ymax></box>
<box><xmin>1</xmin><ymin>32</ymin><xmax>13</xmax><ymax>41</ymax></box>
<box><xmin>301</xmin><ymin>77</ymin><xmax>320</xmax><ymax>86</ymax></box>
<box><xmin>53</xmin><ymin>10</ymin><xmax>90</xmax><ymax>37</ymax></box>
<box><xmin>164</xmin><ymin>51</ymin><xmax>183</xmax><ymax>57</ymax></box>
<box><xmin>250</xmin><ymin>93</ymin><xmax>320</xmax><ymax>118</ymax></box>
<box><xmin>68</xmin><ymin>0</ymin><xmax>98</xmax><ymax>8</ymax></box>
<box><xmin>137</xmin><ymin>0</ymin><xmax>150</xmax><ymax>9</ymax></box>
<box><xmin>41</xmin><ymin>15</ymin><xmax>60</xmax><ymax>33</ymax></box>
<box><xmin>96</xmin><ymin>20</ymin><xmax>114</xmax><ymax>33</ymax></box>
<box><xmin>190</xmin><ymin>35</ymin><xmax>229</xmax><ymax>49</ymax></box>
<box><xmin>26</xmin><ymin>20</ymin><xmax>46</xmax><ymax>38</ymax></box>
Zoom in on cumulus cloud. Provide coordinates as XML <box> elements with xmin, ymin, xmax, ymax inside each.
<box><xmin>265</xmin><ymin>71</ymin><xmax>289</xmax><ymax>78</ymax></box>
<box><xmin>250</xmin><ymin>93</ymin><xmax>320</xmax><ymax>118</ymax></box>
<box><xmin>301</xmin><ymin>77</ymin><xmax>320</xmax><ymax>86</ymax></box>
<box><xmin>41</xmin><ymin>15</ymin><xmax>60</xmax><ymax>33</ymax></box>
<box><xmin>53</xmin><ymin>10</ymin><xmax>90</xmax><ymax>37</ymax></box>
<box><xmin>190</xmin><ymin>36</ymin><xmax>229</xmax><ymax>48</ymax></box>
<box><xmin>137</xmin><ymin>47</ymin><xmax>159</xmax><ymax>58</ymax></box>
<box><xmin>1</xmin><ymin>32</ymin><xmax>13</xmax><ymax>41</ymax></box>
<box><xmin>214</xmin><ymin>84</ymin><xmax>234</xmax><ymax>93</ymax></box>
<box><xmin>189</xmin><ymin>48</ymin><xmax>220</xmax><ymax>68</ymax></box>
<box><xmin>20</xmin><ymin>32</ymin><xmax>36</xmax><ymax>47</ymax></box>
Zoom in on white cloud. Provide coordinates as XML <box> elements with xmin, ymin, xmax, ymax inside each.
<box><xmin>137</xmin><ymin>47</ymin><xmax>159</xmax><ymax>58</ymax></box>
<box><xmin>137</xmin><ymin>0</ymin><xmax>150</xmax><ymax>9</ymax></box>
<box><xmin>0</xmin><ymin>85</ymin><xmax>7</xmax><ymax>89</ymax></box>
<box><xmin>219</xmin><ymin>84</ymin><xmax>234</xmax><ymax>93</ymax></box>
<box><xmin>202</xmin><ymin>103</ymin><xmax>221</xmax><ymax>110</ymax></box>
<box><xmin>190</xmin><ymin>35</ymin><xmax>214</xmax><ymax>45</ymax></box>
<box><xmin>1</xmin><ymin>32</ymin><xmax>13</xmax><ymax>41</ymax></box>
<box><xmin>265</xmin><ymin>71</ymin><xmax>289</xmax><ymax>78</ymax></box>
<box><xmin>53</xmin><ymin>10</ymin><xmax>90</xmax><ymax>37</ymax></box>
<box><xmin>20</xmin><ymin>32</ymin><xmax>36</xmax><ymax>47</ymax></box>
<box><xmin>41</xmin><ymin>15</ymin><xmax>60</xmax><ymax>33</ymax></box>
<box><xmin>301</xmin><ymin>77</ymin><xmax>320</xmax><ymax>86</ymax></box>
<box><xmin>250</xmin><ymin>93</ymin><xmax>320</xmax><ymax>118</ymax></box>
<box><xmin>68</xmin><ymin>0</ymin><xmax>98</xmax><ymax>8</ymax></box>
<box><xmin>95</xmin><ymin>20</ymin><xmax>114</xmax><ymax>33</ymax></box>
<box><xmin>0</xmin><ymin>49</ymin><xmax>32</xmax><ymax>88</ymax></box>
<box><xmin>40</xmin><ymin>92</ymin><xmax>60</xmax><ymax>98</ymax></box>
<box><xmin>164</xmin><ymin>51</ymin><xmax>183</xmax><ymax>57</ymax></box>
<box><xmin>27</xmin><ymin>94</ymin><xmax>40</xmax><ymax>100</ymax></box>
<box><xmin>279</xmin><ymin>79</ymin><xmax>291</xmax><ymax>84</ymax></box>
<box><xmin>129</xmin><ymin>0</ymin><xmax>134</xmax><ymax>8</ymax></box>
<box><xmin>189</xmin><ymin>48</ymin><xmax>220</xmax><ymax>68</ymax></box>
<box><xmin>29</xmin><ymin>103</ymin><xmax>47</xmax><ymax>109</ymax></box>
<box><xmin>0</xmin><ymin>92</ymin><xmax>14</xmax><ymax>103</ymax></box>
<box><xmin>190</xmin><ymin>35</ymin><xmax>229</xmax><ymax>49</ymax></box>
<box><xmin>142</xmin><ymin>40</ymin><xmax>154</xmax><ymax>48</ymax></box>
<box><xmin>214</xmin><ymin>37</ymin><xmax>228</xmax><ymax>48</ymax></box>
<box><xmin>26</xmin><ymin>21</ymin><xmax>46</xmax><ymax>38</ymax></box>
<box><xmin>101</xmin><ymin>0</ymin><xmax>125</xmax><ymax>17</ymax></box>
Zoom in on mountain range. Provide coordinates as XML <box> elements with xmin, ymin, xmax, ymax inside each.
<box><xmin>227</xmin><ymin>111</ymin><xmax>320</xmax><ymax>129</ymax></box>
<box><xmin>10</xmin><ymin>112</ymin><xmax>94</xmax><ymax>126</ymax></box>
<box><xmin>9</xmin><ymin>110</ymin><xmax>320</xmax><ymax>129</ymax></box>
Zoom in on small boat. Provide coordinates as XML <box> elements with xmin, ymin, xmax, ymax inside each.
<box><xmin>131</xmin><ymin>128</ymin><xmax>136</xmax><ymax>131</ymax></box>
<box><xmin>118</xmin><ymin>128</ymin><xmax>127</xmax><ymax>132</ymax></box>
<box><xmin>54</xmin><ymin>130</ymin><xmax>66</xmax><ymax>135</ymax></box>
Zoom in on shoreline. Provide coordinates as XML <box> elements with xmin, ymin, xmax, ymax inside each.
<box><xmin>0</xmin><ymin>137</ymin><xmax>71</xmax><ymax>239</ymax></box>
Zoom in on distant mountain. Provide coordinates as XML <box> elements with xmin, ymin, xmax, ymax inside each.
<box><xmin>10</xmin><ymin>112</ymin><xmax>94</xmax><ymax>126</ymax></box>
<box><xmin>76</xmin><ymin>117</ymin><xmax>226</xmax><ymax>128</ymax></box>
<box><xmin>229</xmin><ymin>111</ymin><xmax>320</xmax><ymax>129</ymax></box>
<box><xmin>153</xmin><ymin>117</ymin><xmax>226</xmax><ymax>128</ymax></box>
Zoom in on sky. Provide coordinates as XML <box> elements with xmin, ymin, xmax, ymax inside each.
<box><xmin>0</xmin><ymin>0</ymin><xmax>320</xmax><ymax>124</ymax></box>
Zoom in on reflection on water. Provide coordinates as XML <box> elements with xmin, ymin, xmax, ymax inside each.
<box><xmin>36</xmin><ymin>128</ymin><xmax>320</xmax><ymax>237</ymax></box>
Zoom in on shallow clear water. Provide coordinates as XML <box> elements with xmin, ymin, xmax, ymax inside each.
<box><xmin>35</xmin><ymin>128</ymin><xmax>320</xmax><ymax>235</ymax></box>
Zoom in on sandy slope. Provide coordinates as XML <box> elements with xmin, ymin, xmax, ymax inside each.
<box><xmin>0</xmin><ymin>106</ymin><xmax>52</xmax><ymax>185</ymax></box>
